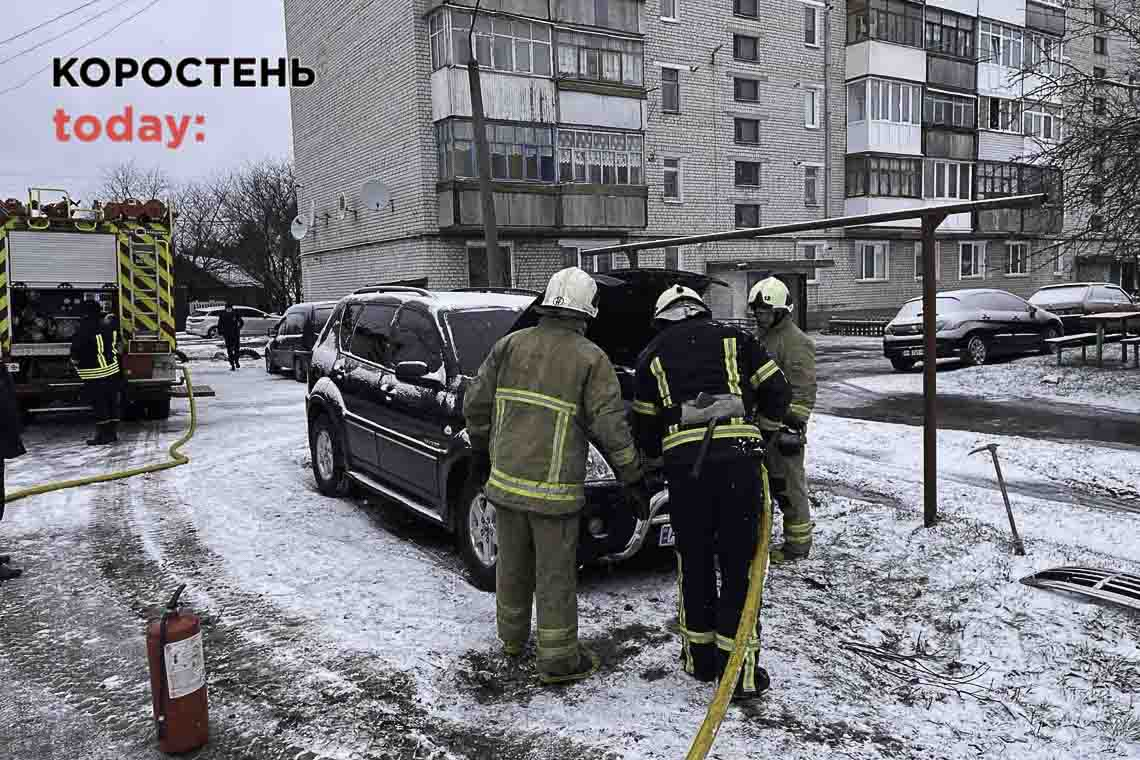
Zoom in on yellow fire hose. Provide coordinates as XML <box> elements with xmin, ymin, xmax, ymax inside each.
<box><xmin>4</xmin><ymin>366</ymin><xmax>198</xmax><ymax>505</ymax></box>
<box><xmin>685</xmin><ymin>466</ymin><xmax>774</xmax><ymax>760</ymax></box>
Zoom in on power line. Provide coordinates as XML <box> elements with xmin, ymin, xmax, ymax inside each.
<box><xmin>0</xmin><ymin>0</ymin><xmax>166</xmax><ymax>97</ymax></box>
<box><xmin>0</xmin><ymin>0</ymin><xmax>139</xmax><ymax>67</ymax></box>
<box><xmin>0</xmin><ymin>0</ymin><xmax>105</xmax><ymax>47</ymax></box>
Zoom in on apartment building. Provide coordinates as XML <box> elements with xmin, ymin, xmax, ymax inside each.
<box><xmin>284</xmin><ymin>0</ymin><xmax>1125</xmax><ymax>321</ymax></box>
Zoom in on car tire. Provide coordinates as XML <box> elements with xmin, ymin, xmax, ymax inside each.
<box><xmin>1040</xmin><ymin>325</ymin><xmax>1060</xmax><ymax>355</ymax></box>
<box><xmin>889</xmin><ymin>356</ymin><xmax>915</xmax><ymax>372</ymax></box>
<box><xmin>310</xmin><ymin>413</ymin><xmax>352</xmax><ymax>497</ymax></box>
<box><xmin>961</xmin><ymin>333</ymin><xmax>990</xmax><ymax>366</ymax></box>
<box><xmin>265</xmin><ymin>353</ymin><xmax>277</xmax><ymax>374</ymax></box>
<box><xmin>456</xmin><ymin>475</ymin><xmax>497</xmax><ymax>593</ymax></box>
<box><xmin>206</xmin><ymin>326</ymin><xmax>218</xmax><ymax>339</ymax></box>
<box><xmin>293</xmin><ymin>358</ymin><xmax>306</xmax><ymax>383</ymax></box>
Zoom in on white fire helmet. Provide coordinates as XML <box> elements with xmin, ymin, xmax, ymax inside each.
<box><xmin>540</xmin><ymin>266</ymin><xmax>600</xmax><ymax>318</ymax></box>
<box><xmin>747</xmin><ymin>276</ymin><xmax>792</xmax><ymax>313</ymax></box>
<box><xmin>653</xmin><ymin>284</ymin><xmax>709</xmax><ymax>324</ymax></box>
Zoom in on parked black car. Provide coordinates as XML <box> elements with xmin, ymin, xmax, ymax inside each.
<box><xmin>304</xmin><ymin>271</ymin><xmax>724</xmax><ymax>590</ymax></box>
<box><xmin>266</xmin><ymin>301</ymin><xmax>339</xmax><ymax>381</ymax></box>
<box><xmin>1028</xmin><ymin>282</ymin><xmax>1137</xmax><ymax>332</ymax></box>
<box><xmin>883</xmin><ymin>288</ymin><xmax>1064</xmax><ymax>370</ymax></box>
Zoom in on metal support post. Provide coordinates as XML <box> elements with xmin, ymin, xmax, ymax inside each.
<box><xmin>921</xmin><ymin>215</ymin><xmax>944</xmax><ymax>528</ymax></box>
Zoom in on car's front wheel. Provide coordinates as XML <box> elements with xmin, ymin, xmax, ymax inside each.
<box><xmin>1040</xmin><ymin>325</ymin><xmax>1060</xmax><ymax>355</ymax></box>
<box><xmin>206</xmin><ymin>326</ymin><xmax>218</xmax><ymax>339</ymax></box>
<box><xmin>265</xmin><ymin>352</ymin><xmax>276</xmax><ymax>374</ymax></box>
<box><xmin>310</xmin><ymin>413</ymin><xmax>352</xmax><ymax>497</ymax></box>
<box><xmin>457</xmin><ymin>477</ymin><xmax>497</xmax><ymax>592</ymax></box>
<box><xmin>293</xmin><ymin>358</ymin><xmax>306</xmax><ymax>383</ymax></box>
<box><xmin>889</xmin><ymin>356</ymin><xmax>915</xmax><ymax>372</ymax></box>
<box><xmin>961</xmin><ymin>333</ymin><xmax>990</xmax><ymax>366</ymax></box>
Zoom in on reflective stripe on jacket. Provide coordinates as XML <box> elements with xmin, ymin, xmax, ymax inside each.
<box><xmin>70</xmin><ymin>320</ymin><xmax>120</xmax><ymax>381</ymax></box>
<box><xmin>633</xmin><ymin>316</ymin><xmax>790</xmax><ymax>468</ymax></box>
<box><xmin>463</xmin><ymin>314</ymin><xmax>643</xmax><ymax>516</ymax></box>
<box><xmin>759</xmin><ymin>317</ymin><xmax>816</xmax><ymax>427</ymax></box>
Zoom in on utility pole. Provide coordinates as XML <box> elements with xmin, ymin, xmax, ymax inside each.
<box><xmin>921</xmin><ymin>214</ymin><xmax>946</xmax><ymax>528</ymax></box>
<box><xmin>467</xmin><ymin>1</ymin><xmax>507</xmax><ymax>287</ymax></box>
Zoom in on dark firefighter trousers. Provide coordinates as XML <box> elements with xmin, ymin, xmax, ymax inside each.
<box><xmin>666</xmin><ymin>454</ymin><xmax>768</xmax><ymax>695</ymax></box>
<box><xmin>85</xmin><ymin>376</ymin><xmax>121</xmax><ymax>427</ymax></box>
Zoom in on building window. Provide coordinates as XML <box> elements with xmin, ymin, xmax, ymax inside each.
<box><xmin>1091</xmin><ymin>184</ymin><xmax>1104</xmax><ymax>205</ymax></box>
<box><xmin>845</xmin><ymin>156</ymin><xmax>923</xmax><ymax>198</ymax></box>
<box><xmin>804</xmin><ymin>5</ymin><xmax>821</xmax><ymax>47</ymax></box>
<box><xmin>979</xmin><ymin>21</ymin><xmax>1023</xmax><ymax>69</ymax></box>
<box><xmin>1053</xmin><ymin>251</ymin><xmax>1066</xmax><ymax>275</ymax></box>
<box><xmin>1094</xmin><ymin>66</ymin><xmax>1107</xmax><ymax>78</ymax></box>
<box><xmin>914</xmin><ymin>241</ymin><xmax>941</xmax><ymax>281</ymax></box>
<box><xmin>804</xmin><ymin>165</ymin><xmax>822</xmax><ymax>206</ymax></box>
<box><xmin>556</xmin><ymin>30</ymin><xmax>643</xmax><ymax>86</ymax></box>
<box><xmin>923</xmin><ymin>91</ymin><xmax>976</xmax><ymax>128</ymax></box>
<box><xmin>735</xmin><ymin>0</ymin><xmax>759</xmax><ymax>18</ymax></box>
<box><xmin>799</xmin><ymin>241</ymin><xmax>821</xmax><ymax>283</ymax></box>
<box><xmin>734</xmin><ymin>77</ymin><xmax>761</xmax><ymax>102</ymax></box>
<box><xmin>579</xmin><ymin>251</ymin><xmax>629</xmax><ymax>274</ymax></box>
<box><xmin>847</xmin><ymin>78</ymin><xmax>921</xmax><ymax>124</ymax></box>
<box><xmin>557</xmin><ymin>128</ymin><xmax>645</xmax><ymax>185</ymax></box>
<box><xmin>924</xmin><ymin>8</ymin><xmax>975</xmax><ymax>59</ymax></box>
<box><xmin>735</xmin><ymin>161</ymin><xmax>761</xmax><ymax>187</ymax></box>
<box><xmin>451</xmin><ymin>11</ymin><xmax>552</xmax><ymax>75</ymax></box>
<box><xmin>979</xmin><ymin>96</ymin><xmax>1022</xmax><ymax>133</ymax></box>
<box><xmin>429</xmin><ymin>12</ymin><xmax>448</xmax><ymax>70</ymax></box>
<box><xmin>858</xmin><ymin>242</ymin><xmax>888</xmax><ymax>281</ymax></box>
<box><xmin>663</xmin><ymin>157</ymin><xmax>681</xmax><ymax>200</ymax></box>
<box><xmin>1026</xmin><ymin>33</ymin><xmax>1064</xmax><ymax>78</ymax></box>
<box><xmin>1093</xmin><ymin>96</ymin><xmax>1106</xmax><ymax>115</ymax></box>
<box><xmin>734</xmin><ymin>34</ymin><xmax>760</xmax><ymax>62</ymax></box>
<box><xmin>960</xmin><ymin>242</ymin><xmax>985</xmax><ymax>279</ymax></box>
<box><xmin>662</xmin><ymin>0</ymin><xmax>679</xmax><ymax>20</ymax></box>
<box><xmin>661</xmin><ymin>68</ymin><xmax>681</xmax><ymax>113</ymax></box>
<box><xmin>468</xmin><ymin>244</ymin><xmax>514</xmax><ymax>288</ymax></box>
<box><xmin>1023</xmin><ymin>103</ymin><xmax>1064</xmax><ymax>141</ymax></box>
<box><xmin>1091</xmin><ymin>214</ymin><xmax>1105</xmax><ymax>231</ymax></box>
<box><xmin>927</xmin><ymin>55</ymin><xmax>976</xmax><ymax>91</ymax></box>
<box><xmin>735</xmin><ymin>204</ymin><xmax>761</xmax><ymax>228</ymax></box>
<box><xmin>804</xmin><ymin>87</ymin><xmax>821</xmax><ymax>128</ymax></box>
<box><xmin>436</xmin><ymin>120</ymin><xmax>556</xmax><ymax>182</ymax></box>
<box><xmin>847</xmin><ymin>0</ymin><xmax>924</xmax><ymax>48</ymax></box>
<box><xmin>923</xmin><ymin>159</ymin><xmax>973</xmax><ymax>201</ymax></box>
<box><xmin>665</xmin><ymin>246</ymin><xmax>681</xmax><ymax>269</ymax></box>
<box><xmin>1004</xmin><ymin>242</ymin><xmax>1029</xmax><ymax>276</ymax></box>
<box><xmin>735</xmin><ymin>118</ymin><xmax>761</xmax><ymax>144</ymax></box>
<box><xmin>1094</xmin><ymin>36</ymin><xmax>1107</xmax><ymax>55</ymax></box>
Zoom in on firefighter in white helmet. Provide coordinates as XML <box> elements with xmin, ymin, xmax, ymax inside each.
<box><xmin>632</xmin><ymin>283</ymin><xmax>790</xmax><ymax>700</ymax></box>
<box><xmin>463</xmin><ymin>266</ymin><xmax>650</xmax><ymax>684</ymax></box>
<box><xmin>747</xmin><ymin>276</ymin><xmax>817</xmax><ymax>562</ymax></box>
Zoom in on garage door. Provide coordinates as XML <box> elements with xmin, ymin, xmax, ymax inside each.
<box><xmin>8</xmin><ymin>231</ymin><xmax>117</xmax><ymax>288</ymax></box>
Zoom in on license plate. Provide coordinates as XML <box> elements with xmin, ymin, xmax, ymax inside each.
<box><xmin>658</xmin><ymin>524</ymin><xmax>675</xmax><ymax>548</ymax></box>
<box><xmin>5</xmin><ymin>363</ymin><xmax>18</xmax><ymax>374</ymax></box>
<box><xmin>903</xmin><ymin>348</ymin><xmax>923</xmax><ymax>357</ymax></box>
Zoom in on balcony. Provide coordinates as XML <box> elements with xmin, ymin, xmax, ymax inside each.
<box><xmin>437</xmin><ymin>180</ymin><xmax>647</xmax><ymax>233</ymax></box>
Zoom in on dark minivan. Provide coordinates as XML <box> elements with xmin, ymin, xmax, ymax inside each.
<box><xmin>266</xmin><ymin>301</ymin><xmax>339</xmax><ymax>382</ymax></box>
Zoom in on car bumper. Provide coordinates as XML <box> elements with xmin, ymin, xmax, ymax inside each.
<box><xmin>578</xmin><ymin>482</ymin><xmax>671</xmax><ymax>564</ymax></box>
<box><xmin>882</xmin><ymin>336</ymin><xmax>963</xmax><ymax>360</ymax></box>
<box><xmin>185</xmin><ymin>324</ymin><xmax>213</xmax><ymax>337</ymax></box>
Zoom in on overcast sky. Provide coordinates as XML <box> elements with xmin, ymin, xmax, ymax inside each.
<box><xmin>1</xmin><ymin>0</ymin><xmax>293</xmax><ymax>201</ymax></box>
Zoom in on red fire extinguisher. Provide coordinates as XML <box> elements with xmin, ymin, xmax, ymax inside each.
<box><xmin>146</xmin><ymin>584</ymin><xmax>209</xmax><ymax>754</ymax></box>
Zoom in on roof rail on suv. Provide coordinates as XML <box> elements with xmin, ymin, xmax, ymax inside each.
<box><xmin>452</xmin><ymin>287</ymin><xmax>541</xmax><ymax>296</ymax></box>
<box><xmin>352</xmin><ymin>285</ymin><xmax>433</xmax><ymax>296</ymax></box>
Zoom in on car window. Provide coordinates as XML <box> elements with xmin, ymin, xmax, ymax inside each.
<box><xmin>1107</xmin><ymin>287</ymin><xmax>1132</xmax><ymax>304</ymax></box>
<box><xmin>1029</xmin><ymin>286</ymin><xmax>1087</xmax><ymax>305</ymax></box>
<box><xmin>1091</xmin><ymin>286</ymin><xmax>1120</xmax><ymax>301</ymax></box>
<box><xmin>318</xmin><ymin>304</ymin><xmax>344</xmax><ymax>349</ymax></box>
<box><xmin>990</xmin><ymin>293</ymin><xmax>1029</xmax><ymax>311</ymax></box>
<box><xmin>273</xmin><ymin>317</ymin><xmax>286</xmax><ymax>334</ymax></box>
<box><xmin>237</xmin><ymin>307</ymin><xmax>263</xmax><ymax>318</ymax></box>
<box><xmin>284</xmin><ymin>312</ymin><xmax>307</xmax><ymax>333</ymax></box>
<box><xmin>894</xmin><ymin>297</ymin><xmax>959</xmax><ymax>319</ymax></box>
<box><xmin>348</xmin><ymin>303</ymin><xmax>397</xmax><ymax>365</ymax></box>
<box><xmin>444</xmin><ymin>307</ymin><xmax>525</xmax><ymax>376</ymax></box>
<box><xmin>390</xmin><ymin>308</ymin><xmax>444</xmax><ymax>372</ymax></box>
<box><xmin>314</xmin><ymin>307</ymin><xmax>335</xmax><ymax>329</ymax></box>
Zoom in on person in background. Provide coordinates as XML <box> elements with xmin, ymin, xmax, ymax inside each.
<box><xmin>217</xmin><ymin>304</ymin><xmax>244</xmax><ymax>370</ymax></box>
<box><xmin>1</xmin><ymin>361</ymin><xmax>27</xmax><ymax>581</ymax></box>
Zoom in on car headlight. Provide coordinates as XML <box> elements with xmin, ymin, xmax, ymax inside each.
<box><xmin>883</xmin><ymin>325</ymin><xmax>895</xmax><ymax>336</ymax></box>
<box><xmin>585</xmin><ymin>442</ymin><xmax>616</xmax><ymax>483</ymax></box>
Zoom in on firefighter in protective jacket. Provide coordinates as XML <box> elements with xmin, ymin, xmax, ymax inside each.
<box><xmin>749</xmin><ymin>277</ymin><xmax>817</xmax><ymax>561</ymax></box>
<box><xmin>463</xmin><ymin>266</ymin><xmax>650</xmax><ymax>685</ymax></box>
<box><xmin>633</xmin><ymin>284</ymin><xmax>790</xmax><ymax>700</ymax></box>
<box><xmin>70</xmin><ymin>300</ymin><xmax>121</xmax><ymax>446</ymax></box>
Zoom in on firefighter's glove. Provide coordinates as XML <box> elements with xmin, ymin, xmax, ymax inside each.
<box><xmin>467</xmin><ymin>449</ymin><xmax>492</xmax><ymax>492</ymax></box>
<box><xmin>776</xmin><ymin>427</ymin><xmax>806</xmax><ymax>456</ymax></box>
<box><xmin>623</xmin><ymin>478</ymin><xmax>653</xmax><ymax>522</ymax></box>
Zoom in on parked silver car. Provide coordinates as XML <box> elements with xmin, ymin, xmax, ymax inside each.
<box><xmin>883</xmin><ymin>288</ymin><xmax>1064</xmax><ymax>371</ymax></box>
<box><xmin>186</xmin><ymin>305</ymin><xmax>281</xmax><ymax>338</ymax></box>
<box><xmin>1028</xmin><ymin>282</ymin><xmax>1137</xmax><ymax>331</ymax></box>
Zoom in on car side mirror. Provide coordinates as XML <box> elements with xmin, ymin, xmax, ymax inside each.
<box><xmin>396</xmin><ymin>360</ymin><xmax>432</xmax><ymax>382</ymax></box>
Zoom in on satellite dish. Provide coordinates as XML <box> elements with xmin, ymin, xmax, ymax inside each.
<box><xmin>361</xmin><ymin>180</ymin><xmax>392</xmax><ymax>212</ymax></box>
<box><xmin>291</xmin><ymin>215</ymin><xmax>309</xmax><ymax>241</ymax></box>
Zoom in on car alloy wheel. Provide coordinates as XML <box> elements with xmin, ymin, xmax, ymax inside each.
<box><xmin>316</xmin><ymin>428</ymin><xmax>336</xmax><ymax>483</ymax></box>
<box><xmin>966</xmin><ymin>335</ymin><xmax>988</xmax><ymax>365</ymax></box>
<box><xmin>1041</xmin><ymin>326</ymin><xmax>1059</xmax><ymax>354</ymax></box>
<box><xmin>207</xmin><ymin>326</ymin><xmax>218</xmax><ymax>339</ymax></box>
<box><xmin>467</xmin><ymin>491</ymin><xmax>498</xmax><ymax>568</ymax></box>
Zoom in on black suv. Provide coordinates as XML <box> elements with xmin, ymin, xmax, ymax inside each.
<box><xmin>266</xmin><ymin>301</ymin><xmax>339</xmax><ymax>382</ymax></box>
<box><xmin>305</xmin><ymin>271</ymin><xmax>723</xmax><ymax>590</ymax></box>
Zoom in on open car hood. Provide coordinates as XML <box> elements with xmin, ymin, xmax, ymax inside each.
<box><xmin>509</xmin><ymin>268</ymin><xmax>729</xmax><ymax>368</ymax></box>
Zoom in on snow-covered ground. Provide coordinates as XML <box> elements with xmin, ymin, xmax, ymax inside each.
<box><xmin>2</xmin><ymin>360</ymin><xmax>1139</xmax><ymax>759</ymax></box>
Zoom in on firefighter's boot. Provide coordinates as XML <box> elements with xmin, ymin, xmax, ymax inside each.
<box><xmin>106</xmin><ymin>421</ymin><xmax>119</xmax><ymax>443</ymax></box>
<box><xmin>0</xmin><ymin>555</ymin><xmax>11</xmax><ymax>564</ymax></box>
<box><xmin>771</xmin><ymin>521</ymin><xmax>813</xmax><ymax>563</ymax></box>
<box><xmin>87</xmin><ymin>423</ymin><xmax>112</xmax><ymax>446</ymax></box>
<box><xmin>0</xmin><ymin>564</ymin><xmax>23</xmax><ymax>582</ymax></box>
<box><xmin>538</xmin><ymin>645</ymin><xmax>600</xmax><ymax>685</ymax></box>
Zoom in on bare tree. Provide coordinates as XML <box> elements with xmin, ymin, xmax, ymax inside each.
<box><xmin>1018</xmin><ymin>1</ymin><xmax>1140</xmax><ymax>291</ymax></box>
<box><xmin>170</xmin><ymin>177</ymin><xmax>233</xmax><ymax>281</ymax></box>
<box><xmin>98</xmin><ymin>160</ymin><xmax>172</xmax><ymax>202</ymax></box>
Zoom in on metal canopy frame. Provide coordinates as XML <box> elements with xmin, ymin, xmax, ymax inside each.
<box><xmin>582</xmin><ymin>193</ymin><xmax>1049</xmax><ymax>528</ymax></box>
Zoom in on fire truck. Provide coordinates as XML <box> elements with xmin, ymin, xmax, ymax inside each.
<box><xmin>1</xmin><ymin>188</ymin><xmax>181</xmax><ymax>420</ymax></box>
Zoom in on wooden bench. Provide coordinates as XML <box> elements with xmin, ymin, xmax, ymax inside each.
<box><xmin>1123</xmin><ymin>337</ymin><xmax>1140</xmax><ymax>369</ymax></box>
<box><xmin>1045</xmin><ymin>332</ymin><xmax>1125</xmax><ymax>366</ymax></box>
